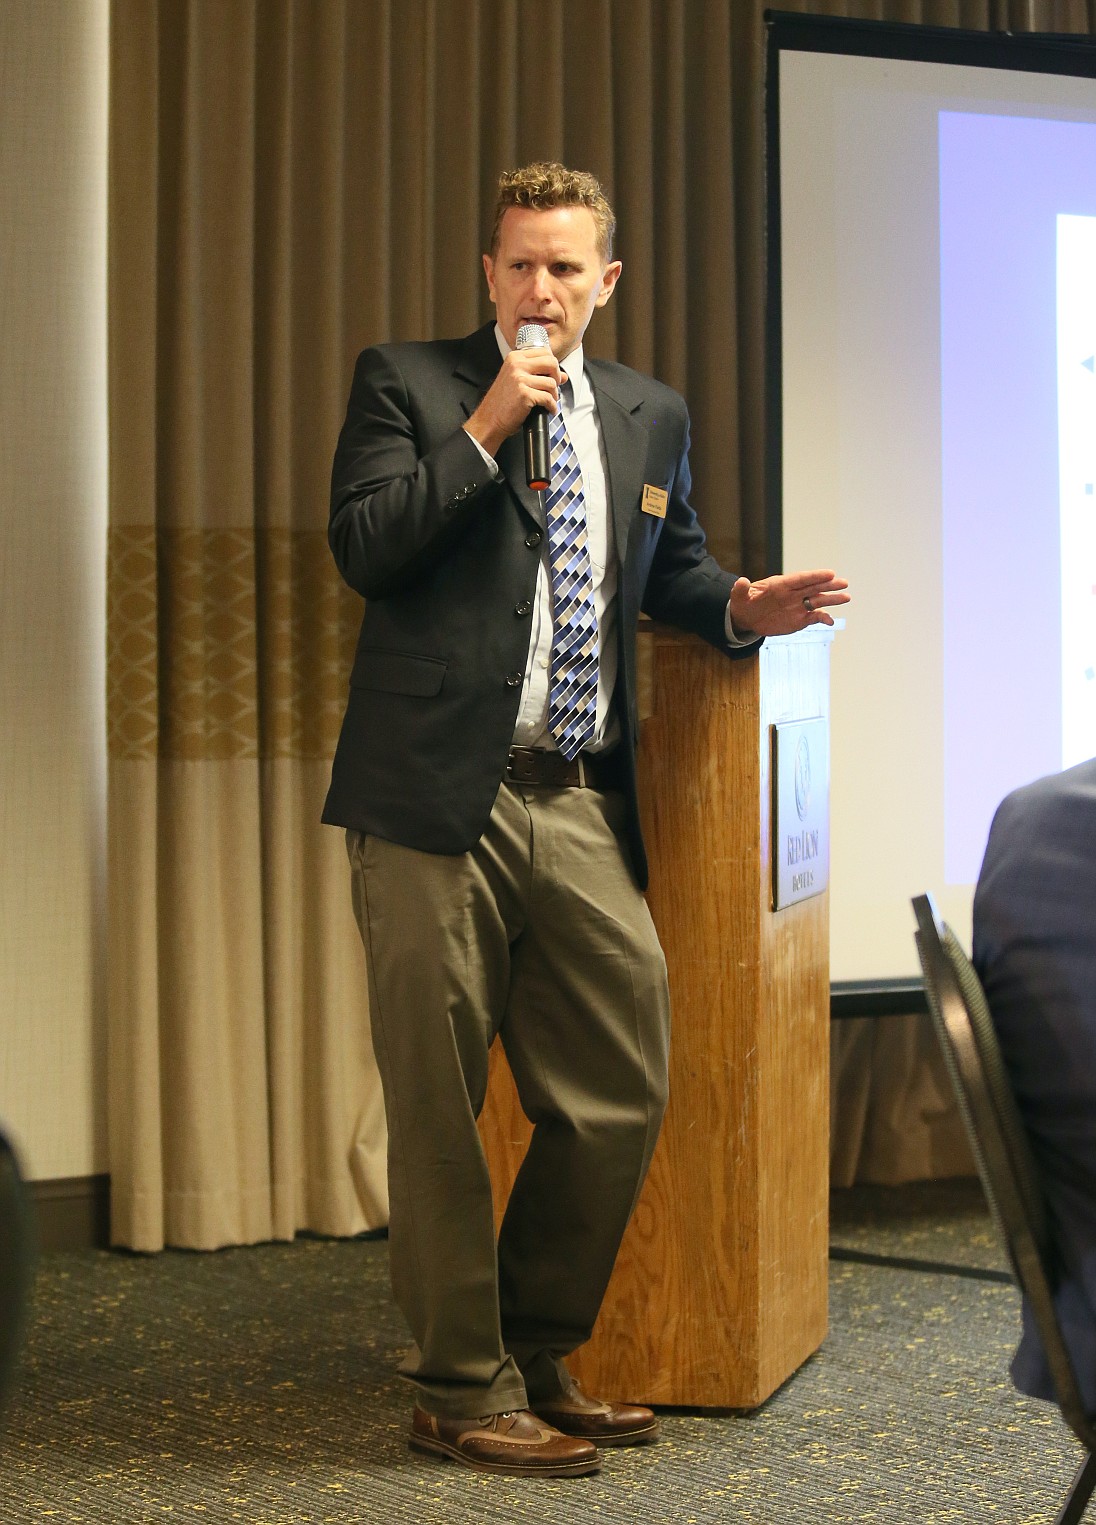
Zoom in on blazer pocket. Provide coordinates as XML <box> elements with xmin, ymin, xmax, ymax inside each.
<box><xmin>350</xmin><ymin>648</ymin><xmax>447</xmax><ymax>697</ymax></box>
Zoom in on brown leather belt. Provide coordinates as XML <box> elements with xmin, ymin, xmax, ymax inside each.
<box><xmin>505</xmin><ymin>746</ymin><xmax>614</xmax><ymax>790</ymax></box>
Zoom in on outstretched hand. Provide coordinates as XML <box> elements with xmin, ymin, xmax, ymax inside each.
<box><xmin>729</xmin><ymin>569</ymin><xmax>850</xmax><ymax>639</ymax></box>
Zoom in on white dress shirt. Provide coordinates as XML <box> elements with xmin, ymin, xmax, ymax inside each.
<box><xmin>467</xmin><ymin>324</ymin><xmax>747</xmax><ymax>753</ymax></box>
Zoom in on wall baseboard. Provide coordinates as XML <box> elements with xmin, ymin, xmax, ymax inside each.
<box><xmin>28</xmin><ymin>1174</ymin><xmax>111</xmax><ymax>1252</ymax></box>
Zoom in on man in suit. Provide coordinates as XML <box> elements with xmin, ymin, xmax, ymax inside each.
<box><xmin>324</xmin><ymin>162</ymin><xmax>849</xmax><ymax>1476</ymax></box>
<box><xmin>973</xmin><ymin>759</ymin><xmax>1096</xmax><ymax>1416</ymax></box>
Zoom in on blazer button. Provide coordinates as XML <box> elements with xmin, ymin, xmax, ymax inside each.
<box><xmin>505</xmin><ymin>671</ymin><xmax>523</xmax><ymax>688</ymax></box>
<box><xmin>514</xmin><ymin>600</ymin><xmax>532</xmax><ymax>617</ymax></box>
<box><xmin>525</xmin><ymin>530</ymin><xmax>542</xmax><ymax>548</ymax></box>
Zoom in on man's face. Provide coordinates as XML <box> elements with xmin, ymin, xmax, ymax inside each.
<box><xmin>483</xmin><ymin>206</ymin><xmax>622</xmax><ymax>360</ymax></box>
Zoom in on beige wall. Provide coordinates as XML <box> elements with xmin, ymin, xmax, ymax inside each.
<box><xmin>0</xmin><ymin>0</ymin><xmax>109</xmax><ymax>1180</ymax></box>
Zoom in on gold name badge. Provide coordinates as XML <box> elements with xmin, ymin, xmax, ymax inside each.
<box><xmin>641</xmin><ymin>484</ymin><xmax>668</xmax><ymax>518</ymax></box>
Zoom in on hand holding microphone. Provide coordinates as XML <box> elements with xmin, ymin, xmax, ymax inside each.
<box><xmin>462</xmin><ymin>323</ymin><xmax>561</xmax><ymax>476</ymax></box>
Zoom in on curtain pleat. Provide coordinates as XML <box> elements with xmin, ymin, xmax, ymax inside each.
<box><xmin>108</xmin><ymin>0</ymin><xmax>1096</xmax><ymax>1247</ymax></box>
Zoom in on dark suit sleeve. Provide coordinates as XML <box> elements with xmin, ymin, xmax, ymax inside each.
<box><xmin>972</xmin><ymin>774</ymin><xmax>1096</xmax><ymax>1414</ymax></box>
<box><xmin>639</xmin><ymin>408</ymin><xmax>760</xmax><ymax>657</ymax></box>
<box><xmin>328</xmin><ymin>346</ymin><xmax>496</xmax><ymax>600</ymax></box>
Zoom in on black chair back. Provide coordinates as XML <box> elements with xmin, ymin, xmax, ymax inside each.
<box><xmin>0</xmin><ymin>1130</ymin><xmax>34</xmax><ymax>1422</ymax></box>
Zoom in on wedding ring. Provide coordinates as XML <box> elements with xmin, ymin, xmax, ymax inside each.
<box><xmin>803</xmin><ymin>596</ymin><xmax>813</xmax><ymax>613</ymax></box>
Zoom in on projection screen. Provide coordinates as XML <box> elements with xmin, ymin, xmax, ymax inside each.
<box><xmin>767</xmin><ymin>15</ymin><xmax>1096</xmax><ymax>988</ymax></box>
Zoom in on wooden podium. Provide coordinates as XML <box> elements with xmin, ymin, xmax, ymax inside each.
<box><xmin>479</xmin><ymin>624</ymin><xmax>833</xmax><ymax>1408</ymax></box>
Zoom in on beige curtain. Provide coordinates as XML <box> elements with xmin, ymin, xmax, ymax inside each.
<box><xmin>107</xmin><ymin>0</ymin><xmax>1096</xmax><ymax>1249</ymax></box>
<box><xmin>830</xmin><ymin>1014</ymin><xmax>977</xmax><ymax>1186</ymax></box>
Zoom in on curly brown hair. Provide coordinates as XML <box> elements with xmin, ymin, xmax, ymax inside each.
<box><xmin>488</xmin><ymin>162</ymin><xmax>616</xmax><ymax>261</ymax></box>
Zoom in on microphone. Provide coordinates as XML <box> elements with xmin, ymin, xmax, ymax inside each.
<box><xmin>516</xmin><ymin>322</ymin><xmax>551</xmax><ymax>491</ymax></box>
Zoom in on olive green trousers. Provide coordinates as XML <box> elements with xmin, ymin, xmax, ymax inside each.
<box><xmin>347</xmin><ymin>778</ymin><xmax>670</xmax><ymax>1418</ymax></box>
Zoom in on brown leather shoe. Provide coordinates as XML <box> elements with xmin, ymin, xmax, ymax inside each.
<box><xmin>532</xmin><ymin>1378</ymin><xmax>660</xmax><ymax>1446</ymax></box>
<box><xmin>409</xmin><ymin>1406</ymin><xmax>601</xmax><ymax>1477</ymax></box>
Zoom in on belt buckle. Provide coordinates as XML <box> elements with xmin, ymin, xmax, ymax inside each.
<box><xmin>507</xmin><ymin>747</ymin><xmax>535</xmax><ymax>784</ymax></box>
<box><xmin>575</xmin><ymin>756</ymin><xmax>588</xmax><ymax>788</ymax></box>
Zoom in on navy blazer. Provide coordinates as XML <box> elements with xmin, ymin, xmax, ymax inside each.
<box><xmin>322</xmin><ymin>322</ymin><xmax>758</xmax><ymax>887</ymax></box>
<box><xmin>973</xmin><ymin>759</ymin><xmax>1096</xmax><ymax>1414</ymax></box>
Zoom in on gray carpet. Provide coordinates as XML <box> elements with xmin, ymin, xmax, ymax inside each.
<box><xmin>0</xmin><ymin>1183</ymin><xmax>1086</xmax><ymax>1523</ymax></box>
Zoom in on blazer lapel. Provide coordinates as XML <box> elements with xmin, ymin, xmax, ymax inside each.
<box><xmin>587</xmin><ymin>362</ymin><xmax>649</xmax><ymax>568</ymax></box>
<box><xmin>454</xmin><ymin>325</ymin><xmax>544</xmax><ymax>528</ymax></box>
<box><xmin>453</xmin><ymin>323</ymin><xmax>502</xmax><ymax>395</ymax></box>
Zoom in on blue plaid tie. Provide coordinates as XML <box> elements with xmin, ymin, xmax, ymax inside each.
<box><xmin>544</xmin><ymin>403</ymin><xmax>598</xmax><ymax>759</ymax></box>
